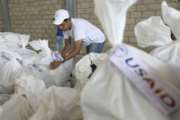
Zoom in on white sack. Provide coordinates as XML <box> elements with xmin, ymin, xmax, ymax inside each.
<box><xmin>82</xmin><ymin>44</ymin><xmax>180</xmax><ymax>120</ymax></box>
<box><xmin>73</xmin><ymin>53</ymin><xmax>107</xmax><ymax>91</ymax></box>
<box><xmin>29</xmin><ymin>40</ymin><xmax>51</xmax><ymax>57</ymax></box>
<box><xmin>49</xmin><ymin>59</ymin><xmax>74</xmax><ymax>86</ymax></box>
<box><xmin>150</xmin><ymin>40</ymin><xmax>180</xmax><ymax>79</ymax></box>
<box><xmin>150</xmin><ymin>41</ymin><xmax>180</xmax><ymax>67</ymax></box>
<box><xmin>0</xmin><ymin>50</ymin><xmax>22</xmax><ymax>61</ymax></box>
<box><xmin>0</xmin><ymin>32</ymin><xmax>30</xmax><ymax>49</ymax></box>
<box><xmin>0</xmin><ymin>50</ymin><xmax>22</xmax><ymax>103</ymax></box>
<box><xmin>26</xmin><ymin>58</ymin><xmax>74</xmax><ymax>87</ymax></box>
<box><xmin>0</xmin><ymin>95</ymin><xmax>33</xmax><ymax>120</ymax></box>
<box><xmin>0</xmin><ymin>59</ymin><xmax>23</xmax><ymax>88</ymax></box>
<box><xmin>135</xmin><ymin>16</ymin><xmax>172</xmax><ymax>48</ymax></box>
<box><xmin>29</xmin><ymin>86</ymin><xmax>82</xmax><ymax>120</ymax></box>
<box><xmin>15</xmin><ymin>74</ymin><xmax>46</xmax><ymax>111</ymax></box>
<box><xmin>161</xmin><ymin>1</ymin><xmax>180</xmax><ymax>41</ymax></box>
<box><xmin>28</xmin><ymin>40</ymin><xmax>74</xmax><ymax>87</ymax></box>
<box><xmin>23</xmin><ymin>40</ymin><xmax>51</xmax><ymax>67</ymax></box>
<box><xmin>94</xmin><ymin>0</ymin><xmax>137</xmax><ymax>46</ymax></box>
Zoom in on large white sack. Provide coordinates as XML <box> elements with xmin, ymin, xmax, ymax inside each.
<box><xmin>94</xmin><ymin>0</ymin><xmax>137</xmax><ymax>46</ymax></box>
<box><xmin>29</xmin><ymin>40</ymin><xmax>52</xmax><ymax>63</ymax></box>
<box><xmin>26</xmin><ymin>58</ymin><xmax>74</xmax><ymax>87</ymax></box>
<box><xmin>0</xmin><ymin>51</ymin><xmax>22</xmax><ymax>104</ymax></box>
<box><xmin>161</xmin><ymin>1</ymin><xmax>180</xmax><ymax>41</ymax></box>
<box><xmin>150</xmin><ymin>41</ymin><xmax>180</xmax><ymax>67</ymax></box>
<box><xmin>0</xmin><ymin>95</ymin><xmax>33</xmax><ymax>120</ymax></box>
<box><xmin>150</xmin><ymin>40</ymin><xmax>180</xmax><ymax>79</ymax></box>
<box><xmin>0</xmin><ymin>32</ymin><xmax>39</xmax><ymax>66</ymax></box>
<box><xmin>0</xmin><ymin>59</ymin><xmax>23</xmax><ymax>88</ymax></box>
<box><xmin>135</xmin><ymin>16</ymin><xmax>172</xmax><ymax>48</ymax></box>
<box><xmin>0</xmin><ymin>32</ymin><xmax>30</xmax><ymax>49</ymax></box>
<box><xmin>0</xmin><ymin>49</ymin><xmax>22</xmax><ymax>61</ymax></box>
<box><xmin>73</xmin><ymin>53</ymin><xmax>107</xmax><ymax>91</ymax></box>
<box><xmin>29</xmin><ymin>86</ymin><xmax>82</xmax><ymax>120</ymax></box>
<box><xmin>0</xmin><ymin>50</ymin><xmax>22</xmax><ymax>78</ymax></box>
<box><xmin>48</xmin><ymin>59</ymin><xmax>74</xmax><ymax>86</ymax></box>
<box><xmin>15</xmin><ymin>48</ymin><xmax>38</xmax><ymax>66</ymax></box>
<box><xmin>15</xmin><ymin>74</ymin><xmax>46</xmax><ymax>111</ymax></box>
<box><xmin>81</xmin><ymin>0</ymin><xmax>180</xmax><ymax>120</ymax></box>
<box><xmin>28</xmin><ymin>41</ymin><xmax>74</xmax><ymax>87</ymax></box>
<box><xmin>28</xmin><ymin>40</ymin><xmax>53</xmax><ymax>66</ymax></box>
<box><xmin>82</xmin><ymin>44</ymin><xmax>180</xmax><ymax>120</ymax></box>
<box><xmin>29</xmin><ymin>40</ymin><xmax>51</xmax><ymax>55</ymax></box>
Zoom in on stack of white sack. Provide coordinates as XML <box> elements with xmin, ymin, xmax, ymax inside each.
<box><xmin>0</xmin><ymin>73</ymin><xmax>44</xmax><ymax>120</ymax></box>
<box><xmin>0</xmin><ymin>32</ymin><xmax>75</xmax><ymax>119</ymax></box>
<box><xmin>135</xmin><ymin>1</ymin><xmax>180</xmax><ymax>78</ymax></box>
<box><xmin>0</xmin><ymin>79</ymin><xmax>82</xmax><ymax>120</ymax></box>
<box><xmin>0</xmin><ymin>32</ymin><xmax>74</xmax><ymax>88</ymax></box>
<box><xmin>0</xmin><ymin>73</ymin><xmax>81</xmax><ymax>120</ymax></box>
<box><xmin>0</xmin><ymin>32</ymin><xmax>37</xmax><ymax>64</ymax></box>
<box><xmin>81</xmin><ymin>0</ymin><xmax>180</xmax><ymax>120</ymax></box>
<box><xmin>0</xmin><ymin>32</ymin><xmax>30</xmax><ymax>50</ymax></box>
<box><xmin>73</xmin><ymin>53</ymin><xmax>107</xmax><ymax>91</ymax></box>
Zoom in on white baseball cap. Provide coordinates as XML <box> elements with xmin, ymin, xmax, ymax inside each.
<box><xmin>53</xmin><ymin>9</ymin><xmax>70</xmax><ymax>25</ymax></box>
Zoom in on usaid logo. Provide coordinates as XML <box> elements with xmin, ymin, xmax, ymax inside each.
<box><xmin>111</xmin><ymin>45</ymin><xmax>178</xmax><ymax>114</ymax></box>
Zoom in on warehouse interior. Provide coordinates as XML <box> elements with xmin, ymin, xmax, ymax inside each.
<box><xmin>0</xmin><ymin>0</ymin><xmax>180</xmax><ymax>120</ymax></box>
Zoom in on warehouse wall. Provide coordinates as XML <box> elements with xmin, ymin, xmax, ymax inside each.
<box><xmin>77</xmin><ymin>0</ymin><xmax>101</xmax><ymax>28</ymax></box>
<box><xmin>0</xmin><ymin>0</ymin><xmax>6</xmax><ymax>31</ymax></box>
<box><xmin>8</xmin><ymin>0</ymin><xmax>65</xmax><ymax>48</ymax></box>
<box><xmin>0</xmin><ymin>12</ymin><xmax>3</xmax><ymax>31</ymax></box>
<box><xmin>0</xmin><ymin>0</ymin><xmax>178</xmax><ymax>49</ymax></box>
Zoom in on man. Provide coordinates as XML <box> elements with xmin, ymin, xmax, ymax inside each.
<box><xmin>50</xmin><ymin>9</ymin><xmax>105</xmax><ymax>69</ymax></box>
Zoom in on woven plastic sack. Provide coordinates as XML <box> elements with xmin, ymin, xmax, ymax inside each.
<box><xmin>30</xmin><ymin>86</ymin><xmax>82</xmax><ymax>120</ymax></box>
<box><xmin>73</xmin><ymin>53</ymin><xmax>107</xmax><ymax>91</ymax></box>
<box><xmin>150</xmin><ymin>41</ymin><xmax>180</xmax><ymax>67</ymax></box>
<box><xmin>161</xmin><ymin>1</ymin><xmax>180</xmax><ymax>41</ymax></box>
<box><xmin>0</xmin><ymin>32</ymin><xmax>30</xmax><ymax>49</ymax></box>
<box><xmin>15</xmin><ymin>74</ymin><xmax>46</xmax><ymax>111</ymax></box>
<box><xmin>0</xmin><ymin>95</ymin><xmax>33</xmax><ymax>120</ymax></box>
<box><xmin>135</xmin><ymin>16</ymin><xmax>172</xmax><ymax>48</ymax></box>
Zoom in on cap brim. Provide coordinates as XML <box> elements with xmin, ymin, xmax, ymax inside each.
<box><xmin>53</xmin><ymin>19</ymin><xmax>63</xmax><ymax>25</ymax></box>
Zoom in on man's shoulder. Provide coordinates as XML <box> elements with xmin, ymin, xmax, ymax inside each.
<box><xmin>72</xmin><ymin>18</ymin><xmax>90</xmax><ymax>25</ymax></box>
<box><xmin>72</xmin><ymin>18</ymin><xmax>87</xmax><ymax>21</ymax></box>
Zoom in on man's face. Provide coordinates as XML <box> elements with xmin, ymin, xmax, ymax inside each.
<box><xmin>59</xmin><ymin>20</ymin><xmax>71</xmax><ymax>31</ymax></box>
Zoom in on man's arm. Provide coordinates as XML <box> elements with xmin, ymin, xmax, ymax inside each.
<box><xmin>61</xmin><ymin>38</ymin><xmax>71</xmax><ymax>55</ymax></box>
<box><xmin>63</xmin><ymin>40</ymin><xmax>82</xmax><ymax>62</ymax></box>
<box><xmin>50</xmin><ymin>40</ymin><xmax>82</xmax><ymax>70</ymax></box>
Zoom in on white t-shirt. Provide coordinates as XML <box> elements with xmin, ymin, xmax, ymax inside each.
<box><xmin>63</xmin><ymin>18</ymin><xmax>105</xmax><ymax>46</ymax></box>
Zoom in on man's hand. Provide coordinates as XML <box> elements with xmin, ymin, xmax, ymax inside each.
<box><xmin>49</xmin><ymin>60</ymin><xmax>62</xmax><ymax>70</ymax></box>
